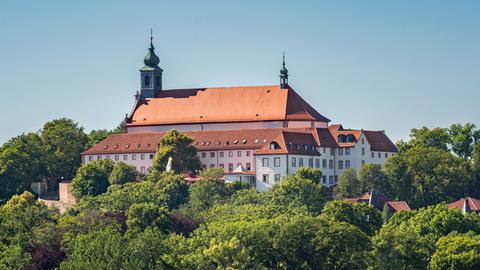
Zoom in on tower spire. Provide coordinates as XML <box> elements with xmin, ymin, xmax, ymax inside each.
<box><xmin>280</xmin><ymin>52</ymin><xmax>289</xmax><ymax>89</ymax></box>
<box><xmin>139</xmin><ymin>29</ymin><xmax>163</xmax><ymax>99</ymax></box>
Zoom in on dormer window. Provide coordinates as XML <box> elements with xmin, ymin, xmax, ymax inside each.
<box><xmin>270</xmin><ymin>142</ymin><xmax>278</xmax><ymax>150</ymax></box>
<box><xmin>144</xmin><ymin>75</ymin><xmax>151</xmax><ymax>86</ymax></box>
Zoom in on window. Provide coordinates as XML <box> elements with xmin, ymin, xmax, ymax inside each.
<box><xmin>97</xmin><ymin>156</ymin><xmax>102</xmax><ymax>160</ymax></box>
<box><xmin>219</xmin><ymin>163</ymin><xmax>224</xmax><ymax>169</ymax></box>
<box><xmin>335</xmin><ymin>176</ymin><xmax>338</xmax><ymax>183</ymax></box>
<box><xmin>246</xmin><ymin>162</ymin><xmax>251</xmax><ymax>171</ymax></box>
<box><xmin>123</xmin><ymin>155</ymin><xmax>128</xmax><ymax>160</ymax></box>
<box><xmin>274</xmin><ymin>157</ymin><xmax>280</xmax><ymax>167</ymax></box>
<box><xmin>329</xmin><ymin>159</ymin><xmax>333</xmax><ymax>169</ymax></box>
<box><xmin>371</xmin><ymin>152</ymin><xmax>374</xmax><ymax>158</ymax></box>
<box><xmin>385</xmin><ymin>153</ymin><xmax>388</xmax><ymax>158</ymax></box>
<box><xmin>141</xmin><ymin>154</ymin><xmax>145</xmax><ymax>160</ymax></box>
<box><xmin>338</xmin><ymin>160</ymin><xmax>344</xmax><ymax>169</ymax></box>
<box><xmin>210</xmin><ymin>152</ymin><xmax>215</xmax><ymax>158</ymax></box>
<box><xmin>262</xmin><ymin>174</ymin><xmax>269</xmax><ymax>183</ymax></box>
<box><xmin>141</xmin><ymin>166</ymin><xmax>145</xmax><ymax>174</ymax></box>
<box><xmin>201</xmin><ymin>152</ymin><xmax>206</xmax><ymax>158</ymax></box>
<box><xmin>106</xmin><ymin>155</ymin><xmax>110</xmax><ymax>160</ymax></box>
<box><xmin>228</xmin><ymin>163</ymin><xmax>233</xmax><ymax>172</ymax></box>
<box><xmin>315</xmin><ymin>158</ymin><xmax>320</xmax><ymax>168</ymax></box>
<box><xmin>308</xmin><ymin>158</ymin><xmax>313</xmax><ymax>167</ymax></box>
<box><xmin>322</xmin><ymin>147</ymin><xmax>326</xmax><ymax>153</ymax></box>
<box><xmin>362</xmin><ymin>148</ymin><xmax>365</xmax><ymax>156</ymax></box>
<box><xmin>345</xmin><ymin>160</ymin><xmax>351</xmax><ymax>169</ymax></box>
<box><xmin>329</xmin><ymin>176</ymin><xmax>334</xmax><ymax>185</ymax></box>
<box><xmin>144</xmin><ymin>75</ymin><xmax>151</xmax><ymax>86</ymax></box>
<box><xmin>220</xmin><ymin>152</ymin><xmax>224</xmax><ymax>158</ymax></box>
<box><xmin>201</xmin><ymin>164</ymin><xmax>206</xmax><ymax>170</ymax></box>
<box><xmin>362</xmin><ymin>160</ymin><xmax>366</xmax><ymax>165</ymax></box>
<box><xmin>237</xmin><ymin>151</ymin><xmax>242</xmax><ymax>157</ymax></box>
<box><xmin>291</xmin><ymin>157</ymin><xmax>296</xmax><ymax>167</ymax></box>
<box><xmin>210</xmin><ymin>164</ymin><xmax>215</xmax><ymax>169</ymax></box>
<box><xmin>262</xmin><ymin>158</ymin><xmax>269</xmax><ymax>167</ymax></box>
<box><xmin>246</xmin><ymin>151</ymin><xmax>251</xmax><ymax>157</ymax></box>
<box><xmin>338</xmin><ymin>148</ymin><xmax>343</xmax><ymax>156</ymax></box>
<box><xmin>274</xmin><ymin>174</ymin><xmax>281</xmax><ymax>183</ymax></box>
<box><xmin>228</xmin><ymin>151</ymin><xmax>233</xmax><ymax>157</ymax></box>
<box><xmin>88</xmin><ymin>156</ymin><xmax>93</xmax><ymax>161</ymax></box>
<box><xmin>299</xmin><ymin>158</ymin><xmax>304</xmax><ymax>167</ymax></box>
<box><xmin>345</xmin><ymin>148</ymin><xmax>350</xmax><ymax>155</ymax></box>
<box><xmin>237</xmin><ymin>163</ymin><xmax>242</xmax><ymax>168</ymax></box>
<box><xmin>115</xmin><ymin>155</ymin><xmax>119</xmax><ymax>161</ymax></box>
<box><xmin>322</xmin><ymin>175</ymin><xmax>327</xmax><ymax>184</ymax></box>
<box><xmin>378</xmin><ymin>152</ymin><xmax>381</xmax><ymax>158</ymax></box>
<box><xmin>330</xmin><ymin>148</ymin><xmax>335</xmax><ymax>155</ymax></box>
<box><xmin>361</xmin><ymin>138</ymin><xmax>365</xmax><ymax>144</ymax></box>
<box><xmin>132</xmin><ymin>154</ymin><xmax>136</xmax><ymax>160</ymax></box>
<box><xmin>322</xmin><ymin>159</ymin><xmax>327</xmax><ymax>169</ymax></box>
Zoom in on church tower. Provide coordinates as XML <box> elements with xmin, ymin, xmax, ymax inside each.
<box><xmin>140</xmin><ymin>32</ymin><xmax>163</xmax><ymax>99</ymax></box>
<box><xmin>279</xmin><ymin>52</ymin><xmax>289</xmax><ymax>89</ymax></box>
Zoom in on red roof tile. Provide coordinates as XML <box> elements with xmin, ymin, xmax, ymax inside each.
<box><xmin>448</xmin><ymin>197</ymin><xmax>480</xmax><ymax>213</ymax></box>
<box><xmin>127</xmin><ymin>85</ymin><xmax>330</xmax><ymax>126</ymax></box>
<box><xmin>386</xmin><ymin>201</ymin><xmax>411</xmax><ymax>212</ymax></box>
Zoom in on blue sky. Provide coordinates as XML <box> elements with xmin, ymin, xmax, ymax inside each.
<box><xmin>1</xmin><ymin>1</ymin><xmax>479</xmax><ymax>144</ymax></box>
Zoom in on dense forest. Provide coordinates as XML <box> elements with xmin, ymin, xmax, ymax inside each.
<box><xmin>0</xmin><ymin>119</ymin><xmax>480</xmax><ymax>269</ymax></box>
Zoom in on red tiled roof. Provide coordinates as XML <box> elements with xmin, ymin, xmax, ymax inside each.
<box><xmin>127</xmin><ymin>85</ymin><xmax>330</xmax><ymax>126</ymax></box>
<box><xmin>363</xmin><ymin>130</ymin><xmax>398</xmax><ymax>152</ymax></box>
<box><xmin>447</xmin><ymin>197</ymin><xmax>480</xmax><ymax>213</ymax></box>
<box><xmin>345</xmin><ymin>191</ymin><xmax>411</xmax><ymax>213</ymax></box>
<box><xmin>255</xmin><ymin>131</ymin><xmax>320</xmax><ymax>155</ymax></box>
<box><xmin>82</xmin><ymin>128</ymin><xmax>320</xmax><ymax>156</ymax></box>
<box><xmin>386</xmin><ymin>201</ymin><xmax>411</xmax><ymax>212</ymax></box>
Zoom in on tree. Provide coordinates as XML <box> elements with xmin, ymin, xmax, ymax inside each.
<box><xmin>123</xmin><ymin>228</ymin><xmax>173</xmax><ymax>270</ymax></box>
<box><xmin>401</xmin><ymin>127</ymin><xmax>450</xmax><ymax>152</ymax></box>
<box><xmin>381</xmin><ymin>203</ymin><xmax>392</xmax><ymax>223</ymax></box>
<box><xmin>148</xmin><ymin>171</ymin><xmax>189</xmax><ymax>210</ymax></box>
<box><xmin>41</xmin><ymin>118</ymin><xmax>89</xmax><ymax>185</ymax></box>
<box><xmin>87</xmin><ymin>129</ymin><xmax>113</xmax><ymax>148</ymax></box>
<box><xmin>0</xmin><ymin>243</ymin><xmax>31</xmax><ymax>270</ymax></box>
<box><xmin>0</xmin><ymin>133</ymin><xmax>46</xmax><ymax>202</ymax></box>
<box><xmin>126</xmin><ymin>203</ymin><xmax>171</xmax><ymax>232</ymax></box>
<box><xmin>358</xmin><ymin>164</ymin><xmax>389</xmax><ymax>195</ymax></box>
<box><xmin>188</xmin><ymin>180</ymin><xmax>228</xmax><ymax>213</ymax></box>
<box><xmin>199</xmin><ymin>167</ymin><xmax>225</xmax><ymax>182</ymax></box>
<box><xmin>320</xmin><ymin>200</ymin><xmax>382</xmax><ymax>236</ymax></box>
<box><xmin>59</xmin><ymin>227</ymin><xmax>124</xmax><ymax>270</ymax></box>
<box><xmin>108</xmin><ymin>162</ymin><xmax>137</xmax><ymax>185</ymax></box>
<box><xmin>448</xmin><ymin>123</ymin><xmax>479</xmax><ymax>159</ymax></box>
<box><xmin>293</xmin><ymin>167</ymin><xmax>323</xmax><ymax>184</ymax></box>
<box><xmin>151</xmin><ymin>129</ymin><xmax>200</xmax><ymax>174</ymax></box>
<box><xmin>383</xmin><ymin>146</ymin><xmax>472</xmax><ymax>208</ymax></box>
<box><xmin>71</xmin><ymin>159</ymin><xmax>114</xmax><ymax>199</ymax></box>
<box><xmin>430</xmin><ymin>232</ymin><xmax>480</xmax><ymax>270</ymax></box>
<box><xmin>335</xmin><ymin>168</ymin><xmax>361</xmax><ymax>198</ymax></box>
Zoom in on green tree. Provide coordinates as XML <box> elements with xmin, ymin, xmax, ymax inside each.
<box><xmin>399</xmin><ymin>127</ymin><xmax>450</xmax><ymax>152</ymax></box>
<box><xmin>151</xmin><ymin>129</ymin><xmax>200</xmax><ymax>174</ymax></box>
<box><xmin>108</xmin><ymin>161</ymin><xmax>137</xmax><ymax>185</ymax></box>
<box><xmin>0</xmin><ymin>243</ymin><xmax>31</xmax><ymax>270</ymax></box>
<box><xmin>188</xmin><ymin>180</ymin><xmax>228</xmax><ymax>213</ymax></box>
<box><xmin>335</xmin><ymin>168</ymin><xmax>361</xmax><ymax>198</ymax></box>
<box><xmin>71</xmin><ymin>159</ymin><xmax>114</xmax><ymax>199</ymax></box>
<box><xmin>293</xmin><ymin>167</ymin><xmax>323</xmax><ymax>184</ymax></box>
<box><xmin>381</xmin><ymin>203</ymin><xmax>392</xmax><ymax>223</ymax></box>
<box><xmin>148</xmin><ymin>171</ymin><xmax>189</xmax><ymax>210</ymax></box>
<box><xmin>383</xmin><ymin>146</ymin><xmax>472</xmax><ymax>208</ymax></box>
<box><xmin>123</xmin><ymin>228</ymin><xmax>173</xmax><ymax>270</ymax></box>
<box><xmin>320</xmin><ymin>200</ymin><xmax>382</xmax><ymax>236</ymax></box>
<box><xmin>0</xmin><ymin>133</ymin><xmax>46</xmax><ymax>202</ymax></box>
<box><xmin>126</xmin><ymin>203</ymin><xmax>171</xmax><ymax>232</ymax></box>
<box><xmin>41</xmin><ymin>118</ymin><xmax>89</xmax><ymax>185</ymax></box>
<box><xmin>87</xmin><ymin>129</ymin><xmax>113</xmax><ymax>148</ymax></box>
<box><xmin>199</xmin><ymin>167</ymin><xmax>225</xmax><ymax>181</ymax></box>
<box><xmin>448</xmin><ymin>123</ymin><xmax>479</xmax><ymax>159</ymax></box>
<box><xmin>59</xmin><ymin>227</ymin><xmax>124</xmax><ymax>270</ymax></box>
<box><xmin>430</xmin><ymin>232</ymin><xmax>480</xmax><ymax>270</ymax></box>
<box><xmin>358</xmin><ymin>164</ymin><xmax>389</xmax><ymax>194</ymax></box>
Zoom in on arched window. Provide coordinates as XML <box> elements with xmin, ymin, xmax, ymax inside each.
<box><xmin>144</xmin><ymin>75</ymin><xmax>151</xmax><ymax>86</ymax></box>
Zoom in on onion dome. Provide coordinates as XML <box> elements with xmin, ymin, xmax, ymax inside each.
<box><xmin>144</xmin><ymin>36</ymin><xmax>160</xmax><ymax>67</ymax></box>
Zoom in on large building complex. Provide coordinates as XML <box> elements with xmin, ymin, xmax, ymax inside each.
<box><xmin>82</xmin><ymin>36</ymin><xmax>397</xmax><ymax>191</ymax></box>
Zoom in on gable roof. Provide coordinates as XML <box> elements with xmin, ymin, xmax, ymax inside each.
<box><xmin>345</xmin><ymin>191</ymin><xmax>411</xmax><ymax>213</ymax></box>
<box><xmin>127</xmin><ymin>85</ymin><xmax>330</xmax><ymax>126</ymax></box>
<box><xmin>448</xmin><ymin>197</ymin><xmax>480</xmax><ymax>213</ymax></box>
<box><xmin>328</xmin><ymin>124</ymin><xmax>397</xmax><ymax>152</ymax></box>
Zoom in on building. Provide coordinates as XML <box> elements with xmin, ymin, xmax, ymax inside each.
<box><xmin>345</xmin><ymin>191</ymin><xmax>411</xmax><ymax>213</ymax></box>
<box><xmin>81</xmin><ymin>35</ymin><xmax>398</xmax><ymax>191</ymax></box>
<box><xmin>447</xmin><ymin>197</ymin><xmax>480</xmax><ymax>214</ymax></box>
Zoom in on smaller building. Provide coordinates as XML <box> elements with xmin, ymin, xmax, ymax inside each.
<box><xmin>447</xmin><ymin>197</ymin><xmax>480</xmax><ymax>214</ymax></box>
<box><xmin>346</xmin><ymin>190</ymin><xmax>411</xmax><ymax>213</ymax></box>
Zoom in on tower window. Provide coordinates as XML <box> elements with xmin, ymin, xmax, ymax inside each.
<box><xmin>144</xmin><ymin>75</ymin><xmax>151</xmax><ymax>86</ymax></box>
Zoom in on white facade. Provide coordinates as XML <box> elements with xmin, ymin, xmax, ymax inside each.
<box><xmin>83</xmin><ymin>152</ymin><xmax>155</xmax><ymax>174</ymax></box>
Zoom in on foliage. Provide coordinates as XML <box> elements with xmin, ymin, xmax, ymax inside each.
<box><xmin>199</xmin><ymin>167</ymin><xmax>225</xmax><ymax>181</ymax></box>
<box><xmin>0</xmin><ymin>243</ymin><xmax>31</xmax><ymax>270</ymax></box>
<box><xmin>358</xmin><ymin>164</ymin><xmax>389</xmax><ymax>195</ymax></box>
<box><xmin>126</xmin><ymin>203</ymin><xmax>171</xmax><ymax>232</ymax></box>
<box><xmin>41</xmin><ymin>118</ymin><xmax>89</xmax><ymax>183</ymax></box>
<box><xmin>188</xmin><ymin>179</ymin><xmax>229</xmax><ymax>213</ymax></box>
<box><xmin>383</xmin><ymin>146</ymin><xmax>472</xmax><ymax>208</ymax></box>
<box><xmin>86</xmin><ymin>129</ymin><xmax>113</xmax><ymax>149</ymax></box>
<box><xmin>292</xmin><ymin>167</ymin><xmax>323</xmax><ymax>184</ymax></box>
<box><xmin>71</xmin><ymin>159</ymin><xmax>114</xmax><ymax>199</ymax></box>
<box><xmin>448</xmin><ymin>123</ymin><xmax>480</xmax><ymax>159</ymax></box>
<box><xmin>151</xmin><ymin>129</ymin><xmax>201</xmax><ymax>174</ymax></box>
<box><xmin>335</xmin><ymin>168</ymin><xmax>360</xmax><ymax>198</ymax></box>
<box><xmin>108</xmin><ymin>161</ymin><xmax>137</xmax><ymax>185</ymax></box>
<box><xmin>0</xmin><ymin>133</ymin><xmax>46</xmax><ymax>202</ymax></box>
<box><xmin>430</xmin><ymin>232</ymin><xmax>480</xmax><ymax>270</ymax></box>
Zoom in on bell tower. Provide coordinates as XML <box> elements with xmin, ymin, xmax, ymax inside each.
<box><xmin>140</xmin><ymin>30</ymin><xmax>163</xmax><ymax>99</ymax></box>
<box><xmin>279</xmin><ymin>52</ymin><xmax>289</xmax><ymax>89</ymax></box>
